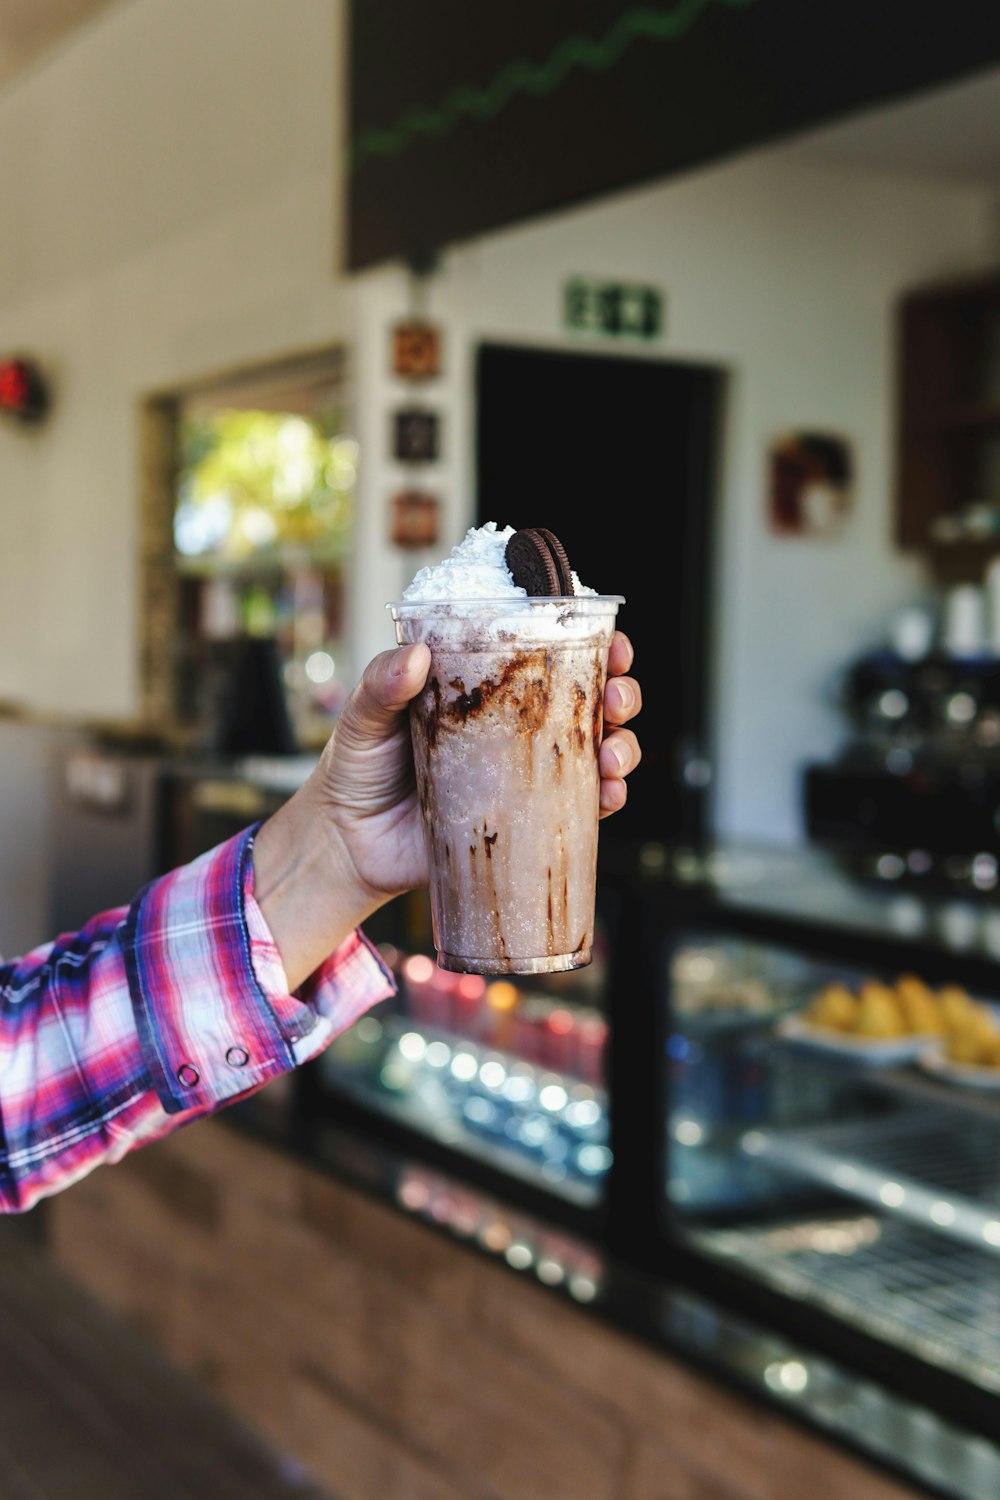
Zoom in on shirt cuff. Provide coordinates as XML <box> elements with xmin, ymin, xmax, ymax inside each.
<box><xmin>121</xmin><ymin>824</ymin><xmax>396</xmax><ymax>1115</ymax></box>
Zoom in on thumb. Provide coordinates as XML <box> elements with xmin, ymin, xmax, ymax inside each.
<box><xmin>342</xmin><ymin>644</ymin><xmax>431</xmax><ymax>737</ymax></box>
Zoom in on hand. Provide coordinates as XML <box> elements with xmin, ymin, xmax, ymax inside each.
<box><xmin>598</xmin><ymin>630</ymin><xmax>642</xmax><ymax>817</ymax></box>
<box><xmin>253</xmin><ymin>632</ymin><xmax>641</xmax><ymax>989</ymax></box>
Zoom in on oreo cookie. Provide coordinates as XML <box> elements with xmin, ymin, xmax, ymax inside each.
<box><xmin>505</xmin><ymin>528</ymin><xmax>576</xmax><ymax>597</ymax></box>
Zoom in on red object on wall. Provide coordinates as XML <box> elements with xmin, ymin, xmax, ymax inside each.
<box><xmin>0</xmin><ymin>358</ymin><xmax>49</xmax><ymax>423</ymax></box>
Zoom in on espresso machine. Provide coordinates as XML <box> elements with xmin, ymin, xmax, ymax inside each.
<box><xmin>803</xmin><ymin>589</ymin><xmax>1000</xmax><ymax>894</ymax></box>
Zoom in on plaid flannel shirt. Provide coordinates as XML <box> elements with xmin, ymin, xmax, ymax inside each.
<box><xmin>0</xmin><ymin>824</ymin><xmax>395</xmax><ymax>1212</ymax></box>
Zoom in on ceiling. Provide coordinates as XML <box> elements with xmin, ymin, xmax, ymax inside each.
<box><xmin>0</xmin><ymin>3</ymin><xmax>998</xmax><ymax>193</ymax></box>
<box><xmin>0</xmin><ymin>0</ymin><xmax>120</xmax><ymax>93</ymax></box>
<box><xmin>773</xmin><ymin>64</ymin><xmax>1000</xmax><ymax>190</ymax></box>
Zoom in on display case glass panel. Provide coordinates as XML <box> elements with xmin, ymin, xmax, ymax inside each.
<box><xmin>663</xmin><ymin>924</ymin><xmax>1000</xmax><ymax>1401</ymax></box>
<box><xmin>310</xmin><ymin>886</ymin><xmax>617</xmax><ymax>1209</ymax></box>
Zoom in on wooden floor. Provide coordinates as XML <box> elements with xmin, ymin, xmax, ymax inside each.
<box><xmin>0</xmin><ymin>1217</ymin><xmax>335</xmax><ymax>1500</ymax></box>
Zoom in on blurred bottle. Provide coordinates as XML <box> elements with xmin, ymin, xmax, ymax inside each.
<box><xmin>985</xmin><ymin>556</ymin><xmax>1000</xmax><ymax>657</ymax></box>
<box><xmin>514</xmin><ymin>995</ymin><xmax>552</xmax><ymax>1064</ymax></box>
<box><xmin>451</xmin><ymin>973</ymin><xmax>489</xmax><ymax>1040</ymax></box>
<box><xmin>575</xmin><ymin>1008</ymin><xmax>609</xmax><ymax>1087</ymax></box>
<box><xmin>200</xmin><ymin>577</ymin><xmax>240</xmax><ymax>640</ymax></box>
<box><xmin>541</xmin><ymin>1006</ymin><xmax>577</xmax><ymax>1072</ymax></box>
<box><xmin>484</xmin><ymin>980</ymin><xmax>519</xmax><ymax>1050</ymax></box>
<box><xmin>400</xmin><ymin>953</ymin><xmax>452</xmax><ymax>1029</ymax></box>
<box><xmin>942</xmin><ymin>583</ymin><xmax>987</xmax><ymax>660</ymax></box>
<box><xmin>890</xmin><ymin>604</ymin><xmax>934</xmax><ymax>664</ymax></box>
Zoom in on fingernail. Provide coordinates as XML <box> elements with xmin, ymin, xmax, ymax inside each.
<box><xmin>608</xmin><ymin>741</ymin><xmax>627</xmax><ymax>772</ymax></box>
<box><xmin>390</xmin><ymin>646</ymin><xmax>413</xmax><ymax>679</ymax></box>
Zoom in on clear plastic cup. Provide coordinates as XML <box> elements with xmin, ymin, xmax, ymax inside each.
<box><xmin>389</xmin><ymin>595</ymin><xmax>623</xmax><ymax>975</ymax></box>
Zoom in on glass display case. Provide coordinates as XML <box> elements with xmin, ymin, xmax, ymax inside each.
<box><xmin>652</xmin><ymin>843</ymin><xmax>1000</xmax><ymax>1446</ymax></box>
<box><xmin>186</xmin><ymin>777</ymin><xmax>1000</xmax><ymax>1490</ymax></box>
<box><xmin>296</xmin><ymin>877</ymin><xmax>626</xmax><ymax>1233</ymax></box>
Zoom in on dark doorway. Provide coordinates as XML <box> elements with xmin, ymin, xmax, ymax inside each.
<box><xmin>476</xmin><ymin>341</ymin><xmax>725</xmax><ymax>855</ymax></box>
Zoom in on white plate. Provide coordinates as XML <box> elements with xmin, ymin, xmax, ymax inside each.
<box><xmin>774</xmin><ymin>1014</ymin><xmax>937</xmax><ymax>1066</ymax></box>
<box><xmin>918</xmin><ymin>1047</ymin><xmax>1000</xmax><ymax>1091</ymax></box>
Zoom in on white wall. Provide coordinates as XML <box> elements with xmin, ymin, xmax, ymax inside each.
<box><xmin>0</xmin><ymin>723</ymin><xmax>58</xmax><ymax>954</ymax></box>
<box><xmin>349</xmin><ymin>150</ymin><xmax>1000</xmax><ymax>843</ymax></box>
<box><xmin>0</xmin><ymin>0</ymin><xmax>997</xmax><ymax>850</ymax></box>
<box><xmin>0</xmin><ymin>0</ymin><xmax>349</xmax><ymax>718</ymax></box>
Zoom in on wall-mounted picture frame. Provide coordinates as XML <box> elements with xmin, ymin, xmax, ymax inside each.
<box><xmin>767</xmin><ymin>430</ymin><xmax>853</xmax><ymax>538</ymax></box>
<box><xmin>393</xmin><ymin>406</ymin><xmax>440</xmax><ymax>463</ymax></box>
<box><xmin>390</xmin><ymin>489</ymin><xmax>440</xmax><ymax>548</ymax></box>
<box><xmin>392</xmin><ymin>320</ymin><xmax>443</xmax><ymax>380</ymax></box>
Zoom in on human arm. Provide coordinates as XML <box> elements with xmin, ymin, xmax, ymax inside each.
<box><xmin>0</xmin><ymin>827</ymin><xmax>393</xmax><ymax>1212</ymax></box>
<box><xmin>0</xmin><ymin>630</ymin><xmax>639</xmax><ymax>1211</ymax></box>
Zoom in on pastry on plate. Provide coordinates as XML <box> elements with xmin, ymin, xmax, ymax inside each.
<box><xmin>894</xmin><ymin>973</ymin><xmax>944</xmax><ymax>1035</ymax></box>
<box><xmin>943</xmin><ymin>995</ymin><xmax>1000</xmax><ymax>1067</ymax></box>
<box><xmin>805</xmin><ymin>983</ymin><xmax>858</xmax><ymax>1032</ymax></box>
<box><xmin>855</xmin><ymin>982</ymin><xmax>906</xmax><ymax>1039</ymax></box>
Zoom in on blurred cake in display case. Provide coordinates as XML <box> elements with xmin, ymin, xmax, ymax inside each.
<box><xmin>672</xmin><ymin>946</ymin><xmax>773</xmax><ymax>1018</ymax></box>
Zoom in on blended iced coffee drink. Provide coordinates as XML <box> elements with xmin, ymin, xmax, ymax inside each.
<box><xmin>389</xmin><ymin>523</ymin><xmax>623</xmax><ymax>975</ymax></box>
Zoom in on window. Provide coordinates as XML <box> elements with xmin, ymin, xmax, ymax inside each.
<box><xmin>140</xmin><ymin>348</ymin><xmax>356</xmax><ymax>753</ymax></box>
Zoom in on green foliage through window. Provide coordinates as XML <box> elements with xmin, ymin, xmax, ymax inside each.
<box><xmin>174</xmin><ymin>409</ymin><xmax>357</xmax><ymax>567</ymax></box>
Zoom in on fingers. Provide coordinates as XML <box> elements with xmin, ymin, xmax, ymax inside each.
<box><xmin>602</xmin><ymin>636</ymin><xmax>640</xmax><ymax>820</ymax></box>
<box><xmin>603</xmin><ymin>674</ymin><xmax>641</xmax><ymax>725</ymax></box>
<box><xmin>598</xmin><ymin>726</ymin><xmax>640</xmax><ymax>819</ymax></box>
<box><xmin>599</xmin><ymin>727</ymin><xmax>640</xmax><ymax>781</ymax></box>
<box><xmin>342</xmin><ymin>641</ymin><xmax>638</xmax><ymax>781</ymax></box>
<box><xmin>599</xmin><ymin>776</ymin><xmax>627</xmax><ymax>817</ymax></box>
<box><xmin>607</xmin><ymin>631</ymin><xmax>634</xmax><ymax>679</ymax></box>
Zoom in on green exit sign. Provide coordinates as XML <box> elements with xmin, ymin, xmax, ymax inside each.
<box><xmin>564</xmin><ymin>277</ymin><xmax>663</xmax><ymax>340</ymax></box>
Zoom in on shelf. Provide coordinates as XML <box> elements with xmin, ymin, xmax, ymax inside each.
<box><xmin>319</xmin><ymin>1013</ymin><xmax>611</xmax><ymax>1209</ymax></box>
<box><xmin>874</xmin><ymin>1063</ymin><xmax>1000</xmax><ymax>1124</ymax></box>
<box><xmin>740</xmin><ymin>1107</ymin><xmax>1000</xmax><ymax>1255</ymax></box>
<box><xmin>907</xmin><ymin>402</ymin><xmax>1000</xmax><ymax>432</ymax></box>
<box><xmin>895</xmin><ymin>270</ymin><xmax>1000</xmax><ymax>581</ymax></box>
<box><xmin>692</xmin><ymin>1214</ymin><xmax>1000</xmax><ymax>1397</ymax></box>
<box><xmin>911</xmin><ymin>536</ymin><xmax>1000</xmax><ymax>585</ymax></box>
<box><xmin>767</xmin><ymin>1051</ymin><xmax>1000</xmax><ymax>1126</ymax></box>
<box><xmin>923</xmin><ymin>532</ymin><xmax>1000</xmax><ymax>553</ymax></box>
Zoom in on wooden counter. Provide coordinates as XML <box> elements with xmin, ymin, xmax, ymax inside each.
<box><xmin>47</xmin><ymin>1119</ymin><xmax>922</xmax><ymax>1500</ymax></box>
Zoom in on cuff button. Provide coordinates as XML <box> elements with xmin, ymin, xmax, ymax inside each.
<box><xmin>226</xmin><ymin>1046</ymin><xmax>250</xmax><ymax>1068</ymax></box>
<box><xmin>177</xmin><ymin>1063</ymin><xmax>200</xmax><ymax>1088</ymax></box>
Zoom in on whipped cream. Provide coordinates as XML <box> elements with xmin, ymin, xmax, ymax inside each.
<box><xmin>401</xmin><ymin>522</ymin><xmax>595</xmax><ymax>602</ymax></box>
